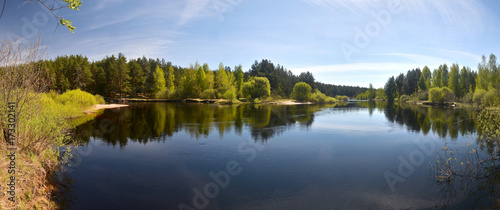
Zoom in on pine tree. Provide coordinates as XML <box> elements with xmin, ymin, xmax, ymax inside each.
<box><xmin>384</xmin><ymin>76</ymin><xmax>397</xmax><ymax>102</ymax></box>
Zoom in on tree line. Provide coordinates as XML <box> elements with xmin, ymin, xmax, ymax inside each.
<box><xmin>36</xmin><ymin>54</ymin><xmax>366</xmax><ymax>100</ymax></box>
<box><xmin>382</xmin><ymin>53</ymin><xmax>499</xmax><ymax>105</ymax></box>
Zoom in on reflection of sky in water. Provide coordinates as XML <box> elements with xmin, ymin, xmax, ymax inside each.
<box><xmin>67</xmin><ymin>103</ymin><xmax>487</xmax><ymax>209</ymax></box>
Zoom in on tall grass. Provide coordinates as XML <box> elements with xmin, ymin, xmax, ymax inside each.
<box><xmin>0</xmin><ymin>89</ymin><xmax>103</xmax><ymax>209</ymax></box>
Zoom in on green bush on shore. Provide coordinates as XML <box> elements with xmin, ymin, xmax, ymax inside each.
<box><xmin>335</xmin><ymin>95</ymin><xmax>349</xmax><ymax>101</ymax></box>
<box><xmin>55</xmin><ymin>89</ymin><xmax>101</xmax><ymax>109</ymax></box>
<box><xmin>400</xmin><ymin>95</ymin><xmax>410</xmax><ymax>102</ymax></box>
<box><xmin>310</xmin><ymin>89</ymin><xmax>336</xmax><ymax>103</ymax></box>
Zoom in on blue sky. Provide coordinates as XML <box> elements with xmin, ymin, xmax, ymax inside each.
<box><xmin>2</xmin><ymin>0</ymin><xmax>500</xmax><ymax>88</ymax></box>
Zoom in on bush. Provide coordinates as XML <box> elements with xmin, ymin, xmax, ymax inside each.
<box><xmin>429</xmin><ymin>88</ymin><xmax>443</xmax><ymax>103</ymax></box>
<box><xmin>155</xmin><ymin>88</ymin><xmax>176</xmax><ymax>99</ymax></box>
<box><xmin>55</xmin><ymin>89</ymin><xmax>98</xmax><ymax>108</ymax></box>
<box><xmin>310</xmin><ymin>90</ymin><xmax>336</xmax><ymax>103</ymax></box>
<box><xmin>399</xmin><ymin>95</ymin><xmax>410</xmax><ymax>102</ymax></box>
<box><xmin>428</xmin><ymin>87</ymin><xmax>454</xmax><ymax>103</ymax></box>
<box><xmin>482</xmin><ymin>89</ymin><xmax>500</xmax><ymax>106</ymax></box>
<box><xmin>291</xmin><ymin>82</ymin><xmax>312</xmax><ymax>101</ymax></box>
<box><xmin>441</xmin><ymin>87</ymin><xmax>455</xmax><ymax>102</ymax></box>
<box><xmin>201</xmin><ymin>89</ymin><xmax>217</xmax><ymax>99</ymax></box>
<box><xmin>335</xmin><ymin>95</ymin><xmax>349</xmax><ymax>101</ymax></box>
<box><xmin>417</xmin><ymin>91</ymin><xmax>428</xmax><ymax>100</ymax></box>
<box><xmin>241</xmin><ymin>77</ymin><xmax>271</xmax><ymax>100</ymax></box>
<box><xmin>473</xmin><ymin>89</ymin><xmax>487</xmax><ymax>104</ymax></box>
<box><xmin>223</xmin><ymin>89</ymin><xmax>236</xmax><ymax>100</ymax></box>
<box><xmin>461</xmin><ymin>92</ymin><xmax>474</xmax><ymax>103</ymax></box>
<box><xmin>95</xmin><ymin>94</ymin><xmax>106</xmax><ymax>104</ymax></box>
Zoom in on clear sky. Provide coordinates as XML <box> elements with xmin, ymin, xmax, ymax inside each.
<box><xmin>2</xmin><ymin>0</ymin><xmax>500</xmax><ymax>88</ymax></box>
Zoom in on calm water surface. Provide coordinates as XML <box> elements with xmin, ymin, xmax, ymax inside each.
<box><xmin>63</xmin><ymin>102</ymin><xmax>496</xmax><ymax>209</ymax></box>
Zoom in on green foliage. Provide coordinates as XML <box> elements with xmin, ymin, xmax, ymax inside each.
<box><xmin>291</xmin><ymin>82</ymin><xmax>312</xmax><ymax>101</ymax></box>
<box><xmin>481</xmin><ymin>89</ymin><xmax>500</xmax><ymax>106</ymax></box>
<box><xmin>215</xmin><ymin>62</ymin><xmax>230</xmax><ymax>96</ymax></box>
<box><xmin>222</xmin><ymin>88</ymin><xmax>237</xmax><ymax>100</ymax></box>
<box><xmin>155</xmin><ymin>88</ymin><xmax>175</xmax><ymax>99</ymax></box>
<box><xmin>335</xmin><ymin>95</ymin><xmax>349</xmax><ymax>101</ymax></box>
<box><xmin>399</xmin><ymin>95</ymin><xmax>410</xmax><ymax>102</ymax></box>
<box><xmin>152</xmin><ymin>66</ymin><xmax>166</xmax><ymax>95</ymax></box>
<box><xmin>385</xmin><ymin>76</ymin><xmax>397</xmax><ymax>102</ymax></box>
<box><xmin>241</xmin><ymin>77</ymin><xmax>271</xmax><ymax>100</ymax></box>
<box><xmin>310</xmin><ymin>89</ymin><xmax>336</xmax><ymax>103</ymax></box>
<box><xmin>441</xmin><ymin>87</ymin><xmax>455</xmax><ymax>102</ymax></box>
<box><xmin>416</xmin><ymin>90</ymin><xmax>429</xmax><ymax>100</ymax></box>
<box><xmin>448</xmin><ymin>63</ymin><xmax>460</xmax><ymax>97</ymax></box>
<box><xmin>356</xmin><ymin>91</ymin><xmax>369</xmax><ymax>100</ymax></box>
<box><xmin>234</xmin><ymin>65</ymin><xmax>244</xmax><ymax>97</ymax></box>
<box><xmin>367</xmin><ymin>84</ymin><xmax>376</xmax><ymax>99</ymax></box>
<box><xmin>473</xmin><ymin>89</ymin><xmax>487</xmax><ymax>104</ymax></box>
<box><xmin>55</xmin><ymin>89</ymin><xmax>99</xmax><ymax>109</ymax></box>
<box><xmin>201</xmin><ymin>89</ymin><xmax>217</xmax><ymax>99</ymax></box>
<box><xmin>461</xmin><ymin>92</ymin><xmax>474</xmax><ymax>103</ymax></box>
<box><xmin>428</xmin><ymin>87</ymin><xmax>455</xmax><ymax>103</ymax></box>
<box><xmin>375</xmin><ymin>88</ymin><xmax>386</xmax><ymax>100</ymax></box>
<box><xmin>429</xmin><ymin>88</ymin><xmax>444</xmax><ymax>103</ymax></box>
<box><xmin>95</xmin><ymin>94</ymin><xmax>105</xmax><ymax>104</ymax></box>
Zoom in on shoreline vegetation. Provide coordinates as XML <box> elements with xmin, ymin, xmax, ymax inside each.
<box><xmin>355</xmin><ymin>53</ymin><xmax>500</xmax><ymax>108</ymax></box>
<box><xmin>0</xmin><ymin>88</ymin><xmax>111</xmax><ymax>208</ymax></box>
<box><xmin>1</xmin><ymin>40</ymin><xmax>356</xmax><ymax>209</ymax></box>
<box><xmin>1</xmin><ymin>37</ymin><xmax>499</xmax><ymax>209</ymax></box>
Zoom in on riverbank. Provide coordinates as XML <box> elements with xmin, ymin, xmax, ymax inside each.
<box><xmin>0</xmin><ymin>90</ymin><xmax>112</xmax><ymax>209</ymax></box>
<box><xmin>110</xmin><ymin>98</ymin><xmax>336</xmax><ymax>105</ymax></box>
<box><xmin>84</xmin><ymin>104</ymin><xmax>129</xmax><ymax>114</ymax></box>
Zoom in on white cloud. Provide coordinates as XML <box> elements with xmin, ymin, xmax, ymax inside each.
<box><xmin>178</xmin><ymin>0</ymin><xmax>243</xmax><ymax>25</ymax></box>
<box><xmin>290</xmin><ymin>62</ymin><xmax>420</xmax><ymax>75</ymax></box>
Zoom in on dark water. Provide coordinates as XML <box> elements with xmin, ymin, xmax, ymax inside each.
<box><xmin>62</xmin><ymin>102</ymin><xmax>498</xmax><ymax>209</ymax></box>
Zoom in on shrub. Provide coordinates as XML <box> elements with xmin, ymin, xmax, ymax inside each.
<box><xmin>241</xmin><ymin>77</ymin><xmax>271</xmax><ymax>100</ymax></box>
<box><xmin>335</xmin><ymin>95</ymin><xmax>349</xmax><ymax>101</ymax></box>
<box><xmin>291</xmin><ymin>82</ymin><xmax>312</xmax><ymax>101</ymax></box>
<box><xmin>310</xmin><ymin>90</ymin><xmax>337</xmax><ymax>103</ymax></box>
<box><xmin>417</xmin><ymin>91</ymin><xmax>428</xmax><ymax>100</ymax></box>
<box><xmin>482</xmin><ymin>89</ymin><xmax>500</xmax><ymax>106</ymax></box>
<box><xmin>201</xmin><ymin>89</ymin><xmax>217</xmax><ymax>99</ymax></box>
<box><xmin>473</xmin><ymin>89</ymin><xmax>487</xmax><ymax>104</ymax></box>
<box><xmin>95</xmin><ymin>94</ymin><xmax>106</xmax><ymax>104</ymax></box>
<box><xmin>441</xmin><ymin>87</ymin><xmax>455</xmax><ymax>102</ymax></box>
<box><xmin>399</xmin><ymin>95</ymin><xmax>410</xmax><ymax>102</ymax></box>
<box><xmin>429</xmin><ymin>88</ymin><xmax>443</xmax><ymax>103</ymax></box>
<box><xmin>55</xmin><ymin>89</ymin><xmax>98</xmax><ymax>108</ymax></box>
<box><xmin>461</xmin><ymin>92</ymin><xmax>474</xmax><ymax>103</ymax></box>
<box><xmin>155</xmin><ymin>88</ymin><xmax>176</xmax><ymax>99</ymax></box>
<box><xmin>223</xmin><ymin>89</ymin><xmax>237</xmax><ymax>100</ymax></box>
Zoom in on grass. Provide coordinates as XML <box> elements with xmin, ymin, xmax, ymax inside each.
<box><xmin>0</xmin><ymin>89</ymin><xmax>104</xmax><ymax>209</ymax></box>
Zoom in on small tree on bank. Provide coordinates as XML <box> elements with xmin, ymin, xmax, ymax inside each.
<box><xmin>241</xmin><ymin>77</ymin><xmax>271</xmax><ymax>101</ymax></box>
<box><xmin>291</xmin><ymin>82</ymin><xmax>312</xmax><ymax>101</ymax></box>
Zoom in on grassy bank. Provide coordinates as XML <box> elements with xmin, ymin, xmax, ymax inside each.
<box><xmin>0</xmin><ymin>89</ymin><xmax>104</xmax><ymax>209</ymax></box>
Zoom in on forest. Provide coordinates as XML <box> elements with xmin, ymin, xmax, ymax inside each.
<box><xmin>356</xmin><ymin>53</ymin><xmax>499</xmax><ymax>106</ymax></box>
<box><xmin>36</xmin><ymin>54</ymin><xmax>367</xmax><ymax>101</ymax></box>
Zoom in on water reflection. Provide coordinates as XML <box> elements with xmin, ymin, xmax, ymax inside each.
<box><xmin>431</xmin><ymin>107</ymin><xmax>500</xmax><ymax>208</ymax></box>
<box><xmin>73</xmin><ymin>102</ymin><xmax>483</xmax><ymax>147</ymax></box>
<box><xmin>74</xmin><ymin>103</ymin><xmax>347</xmax><ymax>146</ymax></box>
<box><xmin>356</xmin><ymin>101</ymin><xmax>477</xmax><ymax>139</ymax></box>
<box><xmin>65</xmin><ymin>102</ymin><xmax>500</xmax><ymax>209</ymax></box>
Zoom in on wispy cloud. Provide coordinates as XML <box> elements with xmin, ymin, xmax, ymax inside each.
<box><xmin>178</xmin><ymin>0</ymin><xmax>243</xmax><ymax>25</ymax></box>
<box><xmin>291</xmin><ymin>62</ymin><xmax>420</xmax><ymax>74</ymax></box>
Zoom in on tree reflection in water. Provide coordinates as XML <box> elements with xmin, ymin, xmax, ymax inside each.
<box><xmin>72</xmin><ymin>103</ymin><xmax>345</xmax><ymax>147</ymax></box>
<box><xmin>431</xmin><ymin>106</ymin><xmax>500</xmax><ymax>209</ymax></box>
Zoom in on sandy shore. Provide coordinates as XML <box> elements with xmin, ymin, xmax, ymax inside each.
<box><xmin>266</xmin><ymin>100</ymin><xmax>314</xmax><ymax>105</ymax></box>
<box><xmin>85</xmin><ymin>104</ymin><xmax>129</xmax><ymax>114</ymax></box>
